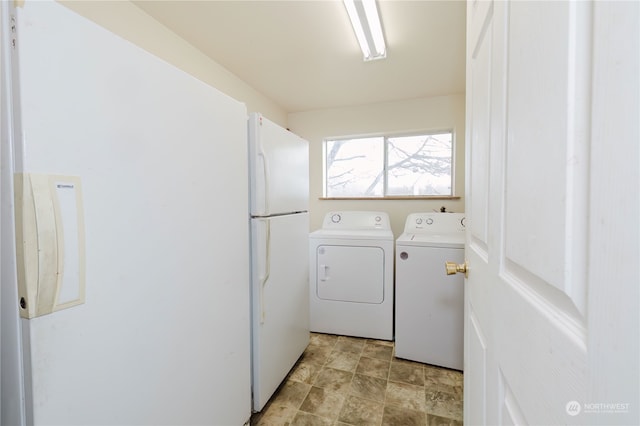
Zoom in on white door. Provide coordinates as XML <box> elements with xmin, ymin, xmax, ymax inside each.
<box><xmin>464</xmin><ymin>1</ymin><xmax>638</xmax><ymax>425</ymax></box>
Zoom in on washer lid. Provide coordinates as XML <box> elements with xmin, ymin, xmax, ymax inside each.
<box><xmin>396</xmin><ymin>232</ymin><xmax>465</xmax><ymax>248</ymax></box>
<box><xmin>310</xmin><ymin>228</ymin><xmax>394</xmax><ymax>240</ymax></box>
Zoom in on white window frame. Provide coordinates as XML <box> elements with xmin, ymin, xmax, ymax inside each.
<box><xmin>322</xmin><ymin>130</ymin><xmax>456</xmax><ymax>199</ymax></box>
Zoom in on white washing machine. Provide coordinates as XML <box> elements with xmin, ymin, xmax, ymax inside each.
<box><xmin>309</xmin><ymin>211</ymin><xmax>394</xmax><ymax>340</ymax></box>
<box><xmin>395</xmin><ymin>212</ymin><xmax>465</xmax><ymax>370</ymax></box>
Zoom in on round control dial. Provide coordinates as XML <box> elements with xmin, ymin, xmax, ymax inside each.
<box><xmin>331</xmin><ymin>214</ymin><xmax>341</xmax><ymax>223</ymax></box>
<box><xmin>426</xmin><ymin>218</ymin><xmax>434</xmax><ymax>225</ymax></box>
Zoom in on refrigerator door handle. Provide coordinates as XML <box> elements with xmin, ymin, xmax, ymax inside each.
<box><xmin>14</xmin><ymin>174</ymin><xmax>86</xmax><ymax>319</ymax></box>
<box><xmin>257</xmin><ymin>142</ymin><xmax>270</xmax><ymax>215</ymax></box>
<box><xmin>258</xmin><ymin>219</ymin><xmax>271</xmax><ymax>324</ymax></box>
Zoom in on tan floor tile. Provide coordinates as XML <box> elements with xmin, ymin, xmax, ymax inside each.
<box><xmin>310</xmin><ymin>333</ymin><xmax>339</xmax><ymax>348</ymax></box>
<box><xmin>326</xmin><ymin>350</ymin><xmax>360</xmax><ymax>372</ymax></box>
<box><xmin>382</xmin><ymin>405</ymin><xmax>426</xmax><ymax>426</ymax></box>
<box><xmin>392</xmin><ymin>356</ymin><xmax>427</xmax><ymax>368</ymax></box>
<box><xmin>444</xmin><ymin>370</ymin><xmax>463</xmax><ymax>386</ymax></box>
<box><xmin>386</xmin><ymin>381</ymin><xmax>426</xmax><ymax>412</ymax></box>
<box><xmin>366</xmin><ymin>338</ymin><xmax>394</xmax><ymax>347</ymax></box>
<box><xmin>337</xmin><ymin>395</ymin><xmax>384</xmax><ymax>425</ymax></box>
<box><xmin>299</xmin><ymin>386</ymin><xmax>346</xmax><ymax>421</ymax></box>
<box><xmin>251</xmin><ymin>334</ymin><xmax>465</xmax><ymax>426</ymax></box>
<box><xmin>425</xmin><ymin>377</ymin><xmax>463</xmax><ymax>398</ymax></box>
<box><xmin>426</xmin><ymin>389</ymin><xmax>459</xmax><ymax>403</ymax></box>
<box><xmin>270</xmin><ymin>379</ymin><xmax>312</xmax><ymax>410</ymax></box>
<box><xmin>389</xmin><ymin>360</ymin><xmax>425</xmax><ymax>386</ymax></box>
<box><xmin>289</xmin><ymin>359</ymin><xmax>323</xmax><ymax>384</ymax></box>
<box><xmin>426</xmin><ymin>413</ymin><xmax>463</xmax><ymax>426</ymax></box>
<box><xmin>362</xmin><ymin>342</ymin><xmax>394</xmax><ymax>361</ymax></box>
<box><xmin>355</xmin><ymin>356</ymin><xmax>390</xmax><ymax>379</ymax></box>
<box><xmin>291</xmin><ymin>411</ymin><xmax>333</xmax><ymax>426</ymax></box>
<box><xmin>313</xmin><ymin>367</ymin><xmax>354</xmax><ymax>394</ymax></box>
<box><xmin>301</xmin><ymin>345</ymin><xmax>332</xmax><ymax>366</ymax></box>
<box><xmin>424</xmin><ymin>365</ymin><xmax>462</xmax><ymax>387</ymax></box>
<box><xmin>254</xmin><ymin>402</ymin><xmax>298</xmax><ymax>425</ymax></box>
<box><xmin>335</xmin><ymin>336</ymin><xmax>366</xmax><ymax>354</ymax></box>
<box><xmin>425</xmin><ymin>400</ymin><xmax>463</xmax><ymax>421</ymax></box>
<box><xmin>349</xmin><ymin>373</ymin><xmax>387</xmax><ymax>402</ymax></box>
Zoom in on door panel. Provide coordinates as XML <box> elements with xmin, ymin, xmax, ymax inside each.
<box><xmin>468</xmin><ymin>0</ymin><xmax>491</xmax><ymax>255</ymax></box>
<box><xmin>465</xmin><ymin>309</ymin><xmax>486</xmax><ymax>425</ymax></box>
<box><xmin>504</xmin><ymin>1</ymin><xmax>590</xmax><ymax>315</ymax></box>
<box><xmin>498</xmin><ymin>2</ymin><xmax>589</xmax><ymax>421</ymax></box>
<box><xmin>501</xmin><ymin>381</ymin><xmax>527</xmax><ymax>426</ymax></box>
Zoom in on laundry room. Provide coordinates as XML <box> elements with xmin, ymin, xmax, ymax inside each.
<box><xmin>2</xmin><ymin>1</ymin><xmax>637</xmax><ymax>426</ymax></box>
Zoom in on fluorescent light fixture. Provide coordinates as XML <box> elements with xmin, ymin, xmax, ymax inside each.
<box><xmin>343</xmin><ymin>0</ymin><xmax>386</xmax><ymax>61</ymax></box>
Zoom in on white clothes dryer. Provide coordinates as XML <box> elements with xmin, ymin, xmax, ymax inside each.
<box><xmin>395</xmin><ymin>212</ymin><xmax>465</xmax><ymax>370</ymax></box>
<box><xmin>309</xmin><ymin>211</ymin><xmax>394</xmax><ymax>340</ymax></box>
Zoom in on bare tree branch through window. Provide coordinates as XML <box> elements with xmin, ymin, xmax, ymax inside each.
<box><xmin>325</xmin><ymin>133</ymin><xmax>453</xmax><ymax>197</ymax></box>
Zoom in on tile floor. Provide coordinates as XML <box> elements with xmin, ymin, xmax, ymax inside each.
<box><xmin>250</xmin><ymin>333</ymin><xmax>463</xmax><ymax>426</ymax></box>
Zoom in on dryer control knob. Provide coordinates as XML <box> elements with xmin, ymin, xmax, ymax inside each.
<box><xmin>331</xmin><ymin>214</ymin><xmax>341</xmax><ymax>223</ymax></box>
<box><xmin>416</xmin><ymin>218</ymin><xmax>423</xmax><ymax>224</ymax></box>
<box><xmin>426</xmin><ymin>218</ymin><xmax>434</xmax><ymax>225</ymax></box>
<box><xmin>375</xmin><ymin>216</ymin><xmax>381</xmax><ymax>222</ymax></box>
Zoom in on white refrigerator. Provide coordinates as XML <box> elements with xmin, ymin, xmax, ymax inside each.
<box><xmin>1</xmin><ymin>1</ymin><xmax>252</xmax><ymax>425</ymax></box>
<box><xmin>248</xmin><ymin>113</ymin><xmax>310</xmax><ymax>412</ymax></box>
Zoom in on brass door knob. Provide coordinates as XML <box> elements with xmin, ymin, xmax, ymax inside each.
<box><xmin>445</xmin><ymin>261</ymin><xmax>468</xmax><ymax>278</ymax></box>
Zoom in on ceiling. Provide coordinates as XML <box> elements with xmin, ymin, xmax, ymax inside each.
<box><xmin>132</xmin><ymin>0</ymin><xmax>466</xmax><ymax>113</ymax></box>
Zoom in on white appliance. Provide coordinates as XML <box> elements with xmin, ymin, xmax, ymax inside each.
<box><xmin>248</xmin><ymin>113</ymin><xmax>310</xmax><ymax>412</ymax></box>
<box><xmin>309</xmin><ymin>211</ymin><xmax>394</xmax><ymax>340</ymax></box>
<box><xmin>395</xmin><ymin>212</ymin><xmax>465</xmax><ymax>370</ymax></box>
<box><xmin>1</xmin><ymin>2</ymin><xmax>252</xmax><ymax>424</ymax></box>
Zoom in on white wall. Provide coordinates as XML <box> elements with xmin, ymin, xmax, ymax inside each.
<box><xmin>288</xmin><ymin>94</ymin><xmax>466</xmax><ymax>237</ymax></box>
<box><xmin>59</xmin><ymin>0</ymin><xmax>288</xmax><ymax>127</ymax></box>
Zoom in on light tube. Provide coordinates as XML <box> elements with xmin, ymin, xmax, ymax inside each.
<box><xmin>344</xmin><ymin>0</ymin><xmax>386</xmax><ymax>61</ymax></box>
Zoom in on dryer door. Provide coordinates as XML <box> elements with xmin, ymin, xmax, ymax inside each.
<box><xmin>315</xmin><ymin>245</ymin><xmax>384</xmax><ymax>304</ymax></box>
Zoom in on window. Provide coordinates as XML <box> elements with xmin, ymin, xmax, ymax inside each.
<box><xmin>324</xmin><ymin>131</ymin><xmax>454</xmax><ymax>198</ymax></box>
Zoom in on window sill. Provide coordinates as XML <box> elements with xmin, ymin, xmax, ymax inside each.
<box><xmin>319</xmin><ymin>196</ymin><xmax>462</xmax><ymax>201</ymax></box>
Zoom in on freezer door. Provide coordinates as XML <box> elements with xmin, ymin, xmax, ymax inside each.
<box><xmin>249</xmin><ymin>113</ymin><xmax>309</xmax><ymax>216</ymax></box>
<box><xmin>4</xmin><ymin>2</ymin><xmax>252</xmax><ymax>424</ymax></box>
<box><xmin>251</xmin><ymin>213</ymin><xmax>310</xmax><ymax>411</ymax></box>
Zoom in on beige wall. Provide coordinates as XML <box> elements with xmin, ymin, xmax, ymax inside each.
<box><xmin>288</xmin><ymin>94</ymin><xmax>466</xmax><ymax>237</ymax></box>
<box><xmin>59</xmin><ymin>0</ymin><xmax>288</xmax><ymax>127</ymax></box>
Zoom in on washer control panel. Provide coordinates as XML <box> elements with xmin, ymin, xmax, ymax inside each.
<box><xmin>322</xmin><ymin>211</ymin><xmax>391</xmax><ymax>230</ymax></box>
<box><xmin>403</xmin><ymin>212</ymin><xmax>465</xmax><ymax>233</ymax></box>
